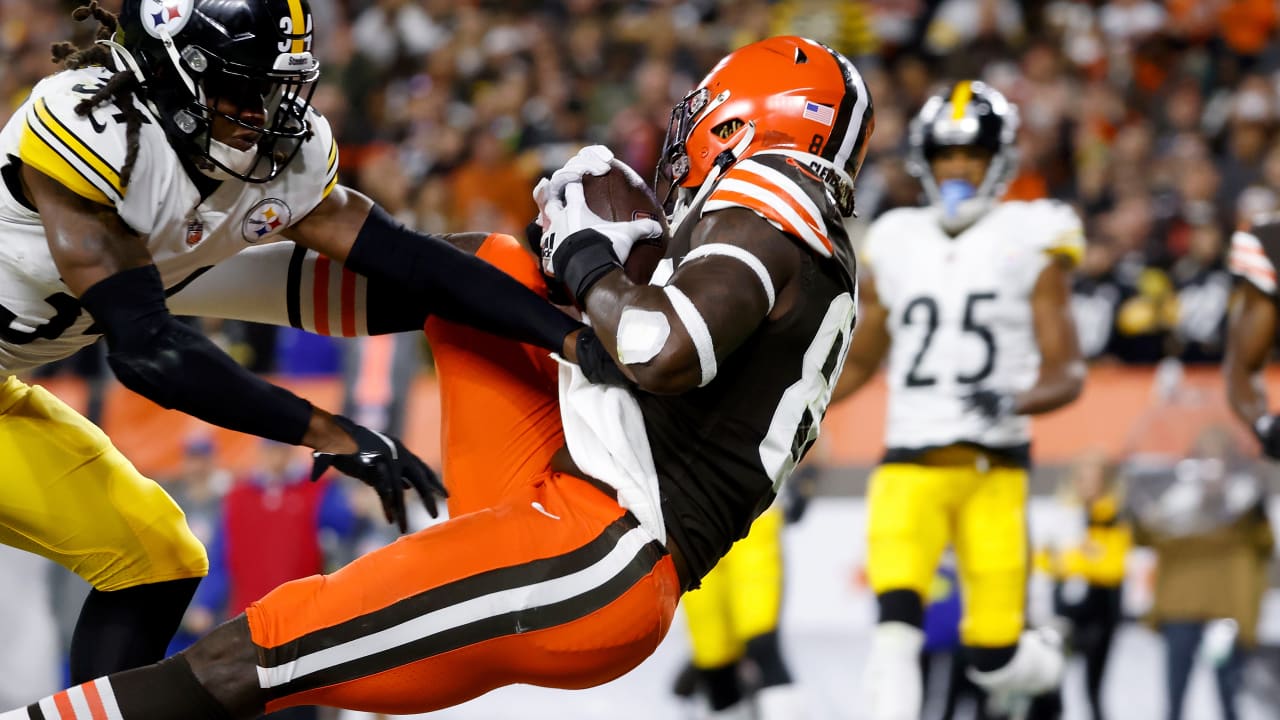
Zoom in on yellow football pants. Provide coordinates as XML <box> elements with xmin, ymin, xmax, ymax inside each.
<box><xmin>0</xmin><ymin>375</ymin><xmax>207</xmax><ymax>590</ymax></box>
<box><xmin>867</xmin><ymin>462</ymin><xmax>1028</xmax><ymax>647</ymax></box>
<box><xmin>683</xmin><ymin>506</ymin><xmax>786</xmax><ymax>668</ymax></box>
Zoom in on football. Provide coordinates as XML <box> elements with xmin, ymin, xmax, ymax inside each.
<box><xmin>581</xmin><ymin>168</ymin><xmax>670</xmax><ymax>283</ymax></box>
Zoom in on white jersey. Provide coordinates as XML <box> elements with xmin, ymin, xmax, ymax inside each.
<box><xmin>0</xmin><ymin>66</ymin><xmax>339</xmax><ymax>372</ymax></box>
<box><xmin>863</xmin><ymin>200</ymin><xmax>1083</xmax><ymax>453</ymax></box>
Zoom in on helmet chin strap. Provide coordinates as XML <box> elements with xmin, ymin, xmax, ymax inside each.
<box><xmin>98</xmin><ymin>39</ymin><xmax>147</xmax><ymax>86</ymax></box>
<box><xmin>153</xmin><ymin>26</ymin><xmax>198</xmax><ymax>98</ymax></box>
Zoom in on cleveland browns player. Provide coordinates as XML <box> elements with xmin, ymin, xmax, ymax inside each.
<box><xmin>0</xmin><ymin>0</ymin><xmax>601</xmax><ymax>687</ymax></box>
<box><xmin>0</xmin><ymin>35</ymin><xmax>874</xmax><ymax>719</ymax></box>
<box><xmin>833</xmin><ymin>81</ymin><xmax>1085</xmax><ymax>718</ymax></box>
<box><xmin>1225</xmin><ymin>215</ymin><xmax>1280</xmax><ymax>458</ymax></box>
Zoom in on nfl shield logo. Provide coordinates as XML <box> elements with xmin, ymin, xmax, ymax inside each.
<box><xmin>185</xmin><ymin>218</ymin><xmax>204</xmax><ymax>247</ymax></box>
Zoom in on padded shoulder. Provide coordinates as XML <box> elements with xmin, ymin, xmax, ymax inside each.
<box><xmin>703</xmin><ymin>152</ymin><xmax>836</xmax><ymax>258</ymax></box>
<box><xmin>1229</xmin><ymin>216</ymin><xmax>1280</xmax><ymax>296</ymax></box>
<box><xmin>17</xmin><ymin>67</ymin><xmax>135</xmax><ymax>206</ymax></box>
<box><xmin>1016</xmin><ymin>199</ymin><xmax>1084</xmax><ymax>267</ymax></box>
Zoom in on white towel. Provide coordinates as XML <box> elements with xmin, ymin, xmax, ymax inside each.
<box><xmin>555</xmin><ymin>356</ymin><xmax>667</xmax><ymax>545</ymax></box>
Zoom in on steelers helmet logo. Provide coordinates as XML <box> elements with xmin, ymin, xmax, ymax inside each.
<box><xmin>140</xmin><ymin>0</ymin><xmax>194</xmax><ymax>39</ymax></box>
<box><xmin>243</xmin><ymin>198</ymin><xmax>293</xmax><ymax>243</ymax></box>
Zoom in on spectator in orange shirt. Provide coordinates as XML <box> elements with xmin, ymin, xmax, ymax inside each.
<box><xmin>448</xmin><ymin>129</ymin><xmax>539</xmax><ymax>236</ymax></box>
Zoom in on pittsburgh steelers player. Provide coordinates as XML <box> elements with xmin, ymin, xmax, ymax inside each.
<box><xmin>833</xmin><ymin>81</ymin><xmax>1086</xmax><ymax>718</ymax></box>
<box><xmin>0</xmin><ymin>0</ymin><xmax>609</xmax><ymax>685</ymax></box>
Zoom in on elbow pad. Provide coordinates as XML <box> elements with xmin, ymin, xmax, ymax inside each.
<box><xmin>80</xmin><ymin>265</ymin><xmax>312</xmax><ymax>444</ymax></box>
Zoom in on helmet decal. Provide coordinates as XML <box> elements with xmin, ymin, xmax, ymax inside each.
<box><xmin>140</xmin><ymin>0</ymin><xmax>194</xmax><ymax>39</ymax></box>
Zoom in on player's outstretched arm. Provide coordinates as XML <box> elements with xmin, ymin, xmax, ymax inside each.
<box><xmin>22</xmin><ymin>165</ymin><xmax>440</xmax><ymax>532</ymax></box>
<box><xmin>832</xmin><ymin>271</ymin><xmax>890</xmax><ymax>404</ymax></box>
<box><xmin>285</xmin><ymin>184</ymin><xmax>583</xmax><ymax>356</ymax></box>
<box><xmin>1017</xmin><ymin>256</ymin><xmax>1086</xmax><ymax>415</ymax></box>
<box><xmin>1225</xmin><ymin>282</ymin><xmax>1280</xmax><ymax>456</ymax></box>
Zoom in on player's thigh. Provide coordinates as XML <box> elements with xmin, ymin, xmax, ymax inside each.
<box><xmin>248</xmin><ymin>472</ymin><xmax>681</xmax><ymax>716</ymax></box>
<box><xmin>955</xmin><ymin>467</ymin><xmax>1028</xmax><ymax>647</ymax></box>
<box><xmin>866</xmin><ymin>463</ymin><xmax>955</xmax><ymax>598</ymax></box>
<box><xmin>423</xmin><ymin>233</ymin><xmax>565</xmax><ymax>514</ymax></box>
<box><xmin>0</xmin><ymin>376</ymin><xmax>206</xmax><ymax>589</ymax></box>
<box><xmin>682</xmin><ymin>559</ymin><xmax>741</xmax><ymax>668</ymax></box>
<box><xmin>724</xmin><ymin>506</ymin><xmax>786</xmax><ymax>641</ymax></box>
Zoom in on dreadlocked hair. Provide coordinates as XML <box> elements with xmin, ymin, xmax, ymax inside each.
<box><xmin>49</xmin><ymin>2</ymin><xmax>146</xmax><ymax>189</ymax></box>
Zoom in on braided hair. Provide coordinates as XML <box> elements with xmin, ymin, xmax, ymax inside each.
<box><xmin>49</xmin><ymin>2</ymin><xmax>146</xmax><ymax>188</ymax></box>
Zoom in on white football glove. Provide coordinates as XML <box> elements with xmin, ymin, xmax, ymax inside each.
<box><xmin>533</xmin><ymin>145</ymin><xmax>613</xmax><ymax>228</ymax></box>
<box><xmin>533</xmin><ymin>145</ymin><xmax>652</xmax><ymax>230</ymax></box>
<box><xmin>542</xmin><ymin>182</ymin><xmax>663</xmax><ymax>273</ymax></box>
<box><xmin>541</xmin><ymin>181</ymin><xmax>663</xmax><ymax>303</ymax></box>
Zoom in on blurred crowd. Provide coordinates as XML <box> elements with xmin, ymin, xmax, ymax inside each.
<box><xmin>5</xmin><ymin>0</ymin><xmax>1280</xmax><ymax>369</ymax></box>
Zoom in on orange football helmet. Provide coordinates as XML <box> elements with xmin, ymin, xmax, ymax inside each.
<box><xmin>658</xmin><ymin>36</ymin><xmax>874</xmax><ymax>217</ymax></box>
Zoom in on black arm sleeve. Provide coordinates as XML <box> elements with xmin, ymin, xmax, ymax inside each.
<box><xmin>345</xmin><ymin>205</ymin><xmax>582</xmax><ymax>350</ymax></box>
<box><xmin>79</xmin><ymin>264</ymin><xmax>313</xmax><ymax>445</ymax></box>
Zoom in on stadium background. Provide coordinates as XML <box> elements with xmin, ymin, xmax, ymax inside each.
<box><xmin>4</xmin><ymin>0</ymin><xmax>1280</xmax><ymax>718</ymax></box>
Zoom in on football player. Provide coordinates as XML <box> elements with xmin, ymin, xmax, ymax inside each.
<box><xmin>833</xmin><ymin>81</ymin><xmax>1086</xmax><ymax>718</ymax></box>
<box><xmin>0</xmin><ymin>35</ymin><xmax>874</xmax><ymax>719</ymax></box>
<box><xmin>0</xmin><ymin>0</ymin><xmax>604</xmax><ymax>684</ymax></box>
<box><xmin>1225</xmin><ymin>215</ymin><xmax>1280</xmax><ymax>458</ymax></box>
<box><xmin>676</xmin><ymin>500</ymin><xmax>802</xmax><ymax>720</ymax></box>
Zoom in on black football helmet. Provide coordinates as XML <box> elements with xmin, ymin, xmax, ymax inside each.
<box><xmin>113</xmin><ymin>0</ymin><xmax>320</xmax><ymax>182</ymax></box>
<box><xmin>906</xmin><ymin>80</ymin><xmax>1019</xmax><ymax>221</ymax></box>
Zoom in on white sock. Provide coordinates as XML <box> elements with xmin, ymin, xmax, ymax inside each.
<box><xmin>864</xmin><ymin>622</ymin><xmax>925</xmax><ymax>720</ymax></box>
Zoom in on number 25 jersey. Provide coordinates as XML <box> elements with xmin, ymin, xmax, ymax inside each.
<box><xmin>0</xmin><ymin>66</ymin><xmax>338</xmax><ymax>372</ymax></box>
<box><xmin>862</xmin><ymin>200</ymin><xmax>1083</xmax><ymax>455</ymax></box>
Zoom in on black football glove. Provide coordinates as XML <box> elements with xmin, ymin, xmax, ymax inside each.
<box><xmin>576</xmin><ymin>327</ymin><xmax>633</xmax><ymax>387</ymax></box>
<box><xmin>1254</xmin><ymin>415</ymin><xmax>1280</xmax><ymax>460</ymax></box>
<box><xmin>311</xmin><ymin>415</ymin><xmax>446</xmax><ymax>533</ymax></box>
<box><xmin>963</xmin><ymin>389</ymin><xmax>1017</xmax><ymax>421</ymax></box>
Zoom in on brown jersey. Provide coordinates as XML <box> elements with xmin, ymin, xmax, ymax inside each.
<box><xmin>645</xmin><ymin>150</ymin><xmax>857</xmax><ymax>583</ymax></box>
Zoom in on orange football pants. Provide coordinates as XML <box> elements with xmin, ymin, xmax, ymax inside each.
<box><xmin>245</xmin><ymin>234</ymin><xmax>681</xmax><ymax>715</ymax></box>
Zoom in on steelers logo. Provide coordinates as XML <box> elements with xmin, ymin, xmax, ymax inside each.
<box><xmin>140</xmin><ymin>0</ymin><xmax>194</xmax><ymax>39</ymax></box>
<box><xmin>242</xmin><ymin>198</ymin><xmax>293</xmax><ymax>243</ymax></box>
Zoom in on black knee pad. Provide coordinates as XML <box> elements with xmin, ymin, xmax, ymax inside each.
<box><xmin>878</xmin><ymin>589</ymin><xmax>924</xmax><ymax>628</ymax></box>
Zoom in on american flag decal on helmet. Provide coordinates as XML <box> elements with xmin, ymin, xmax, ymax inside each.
<box><xmin>803</xmin><ymin>100</ymin><xmax>835</xmax><ymax>126</ymax></box>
